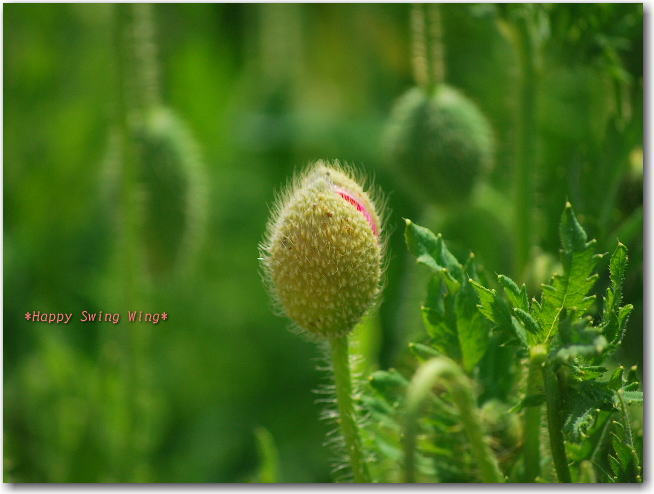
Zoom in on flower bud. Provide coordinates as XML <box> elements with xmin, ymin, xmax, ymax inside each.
<box><xmin>260</xmin><ymin>161</ymin><xmax>384</xmax><ymax>338</ymax></box>
<box><xmin>384</xmin><ymin>85</ymin><xmax>493</xmax><ymax>204</ymax></box>
<box><xmin>135</xmin><ymin>106</ymin><xmax>207</xmax><ymax>276</ymax></box>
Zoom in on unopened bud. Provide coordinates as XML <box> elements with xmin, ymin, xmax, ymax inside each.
<box><xmin>260</xmin><ymin>161</ymin><xmax>384</xmax><ymax>337</ymax></box>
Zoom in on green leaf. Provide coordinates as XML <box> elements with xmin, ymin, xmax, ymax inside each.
<box><xmin>620</xmin><ymin>391</ymin><xmax>643</xmax><ymax>403</ymax></box>
<box><xmin>404</xmin><ymin>219</ymin><xmax>464</xmax><ymax>291</ymax></box>
<box><xmin>455</xmin><ymin>279</ymin><xmax>490</xmax><ymax>372</ymax></box>
<box><xmin>562</xmin><ymin>380</ymin><xmax>614</xmax><ymax>442</ymax></box>
<box><xmin>560</xmin><ymin>201</ymin><xmax>588</xmax><ymax>252</ymax></box>
<box><xmin>470</xmin><ymin>279</ymin><xmax>529</xmax><ymax>349</ymax></box>
<box><xmin>555</xmin><ymin>335</ymin><xmax>608</xmax><ymax>363</ymax></box>
<box><xmin>536</xmin><ymin>204</ymin><xmax>602</xmax><ymax>342</ymax></box>
<box><xmin>369</xmin><ymin>368</ymin><xmax>408</xmax><ymax>400</ymax></box>
<box><xmin>513</xmin><ymin>307</ymin><xmax>543</xmax><ymax>341</ymax></box>
<box><xmin>421</xmin><ymin>276</ymin><xmax>461</xmax><ymax>361</ymax></box>
<box><xmin>409</xmin><ymin>342</ymin><xmax>440</xmax><ymax>361</ymax></box>
<box><xmin>497</xmin><ymin>274</ymin><xmax>529</xmax><ymax>312</ymax></box>
<box><xmin>254</xmin><ymin>427</ymin><xmax>279</xmax><ymax>483</ymax></box>
<box><xmin>602</xmin><ymin>243</ymin><xmax>631</xmax><ymax>345</ymax></box>
<box><xmin>609</xmin><ymin>242</ymin><xmax>628</xmax><ymax>305</ymax></box>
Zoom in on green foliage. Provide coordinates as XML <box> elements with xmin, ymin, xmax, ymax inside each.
<box><xmin>354</xmin><ymin>202</ymin><xmax>641</xmax><ymax>483</ymax></box>
<box><xmin>405</xmin><ymin>219</ymin><xmax>491</xmax><ymax>372</ymax></box>
<box><xmin>482</xmin><ymin>203</ymin><xmax>639</xmax><ymax>482</ymax></box>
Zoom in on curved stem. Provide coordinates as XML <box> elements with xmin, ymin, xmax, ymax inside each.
<box><xmin>329</xmin><ymin>335</ymin><xmax>370</xmax><ymax>483</ymax></box>
<box><xmin>542</xmin><ymin>363</ymin><xmax>571</xmax><ymax>482</ymax></box>
<box><xmin>403</xmin><ymin>357</ymin><xmax>504</xmax><ymax>483</ymax></box>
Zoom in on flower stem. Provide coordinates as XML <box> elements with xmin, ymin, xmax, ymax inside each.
<box><xmin>410</xmin><ymin>4</ymin><xmax>431</xmax><ymax>89</ymax></box>
<box><xmin>523</xmin><ymin>346</ymin><xmax>546</xmax><ymax>481</ymax></box>
<box><xmin>542</xmin><ymin>363</ymin><xmax>571</xmax><ymax>482</ymax></box>
<box><xmin>404</xmin><ymin>357</ymin><xmax>504</xmax><ymax>483</ymax></box>
<box><xmin>500</xmin><ymin>15</ymin><xmax>539</xmax><ymax>276</ymax></box>
<box><xmin>329</xmin><ymin>335</ymin><xmax>370</xmax><ymax>483</ymax></box>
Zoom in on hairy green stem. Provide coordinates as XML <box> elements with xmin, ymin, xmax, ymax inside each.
<box><xmin>410</xmin><ymin>4</ymin><xmax>431</xmax><ymax>89</ymax></box>
<box><xmin>616</xmin><ymin>390</ymin><xmax>642</xmax><ymax>482</ymax></box>
<box><xmin>410</xmin><ymin>3</ymin><xmax>445</xmax><ymax>91</ymax></box>
<box><xmin>403</xmin><ymin>357</ymin><xmax>504</xmax><ymax>483</ymax></box>
<box><xmin>542</xmin><ymin>364</ymin><xmax>571</xmax><ymax>482</ymax></box>
<box><xmin>523</xmin><ymin>345</ymin><xmax>546</xmax><ymax>481</ymax></box>
<box><xmin>329</xmin><ymin>335</ymin><xmax>370</xmax><ymax>483</ymax></box>
<box><xmin>426</xmin><ymin>3</ymin><xmax>445</xmax><ymax>86</ymax></box>
<box><xmin>131</xmin><ymin>4</ymin><xmax>161</xmax><ymax>111</ymax></box>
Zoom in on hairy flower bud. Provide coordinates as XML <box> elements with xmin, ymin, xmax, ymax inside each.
<box><xmin>384</xmin><ymin>85</ymin><xmax>493</xmax><ymax>204</ymax></box>
<box><xmin>260</xmin><ymin>161</ymin><xmax>384</xmax><ymax>338</ymax></box>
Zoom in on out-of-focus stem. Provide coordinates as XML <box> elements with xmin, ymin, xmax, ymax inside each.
<box><xmin>504</xmin><ymin>17</ymin><xmax>538</xmax><ymax>277</ymax></box>
<box><xmin>427</xmin><ymin>3</ymin><xmax>445</xmax><ymax>86</ymax></box>
<box><xmin>410</xmin><ymin>4</ymin><xmax>431</xmax><ymax>89</ymax></box>
<box><xmin>403</xmin><ymin>357</ymin><xmax>504</xmax><ymax>483</ymax></box>
<box><xmin>131</xmin><ymin>4</ymin><xmax>161</xmax><ymax>110</ymax></box>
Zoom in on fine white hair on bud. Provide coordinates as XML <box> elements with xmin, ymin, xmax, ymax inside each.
<box><xmin>260</xmin><ymin>160</ymin><xmax>385</xmax><ymax>338</ymax></box>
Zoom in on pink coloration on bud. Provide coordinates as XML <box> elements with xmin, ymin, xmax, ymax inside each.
<box><xmin>334</xmin><ymin>187</ymin><xmax>379</xmax><ymax>238</ymax></box>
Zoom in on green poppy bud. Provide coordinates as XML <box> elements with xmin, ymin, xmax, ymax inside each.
<box><xmin>260</xmin><ymin>161</ymin><xmax>384</xmax><ymax>338</ymax></box>
<box><xmin>384</xmin><ymin>85</ymin><xmax>493</xmax><ymax>204</ymax></box>
<box><xmin>135</xmin><ymin>106</ymin><xmax>207</xmax><ymax>276</ymax></box>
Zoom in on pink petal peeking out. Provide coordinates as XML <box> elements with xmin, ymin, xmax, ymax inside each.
<box><xmin>334</xmin><ymin>187</ymin><xmax>379</xmax><ymax>237</ymax></box>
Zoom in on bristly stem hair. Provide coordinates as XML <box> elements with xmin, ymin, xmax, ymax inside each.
<box><xmin>410</xmin><ymin>3</ymin><xmax>445</xmax><ymax>90</ymax></box>
<box><xmin>543</xmin><ymin>363</ymin><xmax>571</xmax><ymax>482</ymax></box>
<box><xmin>329</xmin><ymin>335</ymin><xmax>371</xmax><ymax>483</ymax></box>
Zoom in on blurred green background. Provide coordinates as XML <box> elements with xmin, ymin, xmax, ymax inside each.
<box><xmin>4</xmin><ymin>3</ymin><xmax>642</xmax><ymax>482</ymax></box>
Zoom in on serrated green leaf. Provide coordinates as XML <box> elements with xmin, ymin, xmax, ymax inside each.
<box><xmin>555</xmin><ymin>335</ymin><xmax>608</xmax><ymax>363</ymax></box>
<box><xmin>536</xmin><ymin>205</ymin><xmax>601</xmax><ymax>342</ymax></box>
<box><xmin>470</xmin><ymin>279</ymin><xmax>528</xmax><ymax>349</ymax></box>
<box><xmin>608</xmin><ymin>367</ymin><xmax>625</xmax><ymax>390</ymax></box>
<box><xmin>602</xmin><ymin>243</ymin><xmax>631</xmax><ymax>346</ymax></box>
<box><xmin>609</xmin><ymin>243</ymin><xmax>628</xmax><ymax>305</ymax></box>
<box><xmin>404</xmin><ymin>219</ymin><xmax>464</xmax><ymax>290</ymax></box>
<box><xmin>513</xmin><ymin>307</ymin><xmax>542</xmax><ymax>338</ymax></box>
<box><xmin>421</xmin><ymin>276</ymin><xmax>461</xmax><ymax>361</ymax></box>
<box><xmin>497</xmin><ymin>274</ymin><xmax>529</xmax><ymax>311</ymax></box>
<box><xmin>560</xmin><ymin>201</ymin><xmax>588</xmax><ymax>252</ymax></box>
<box><xmin>563</xmin><ymin>380</ymin><xmax>614</xmax><ymax>442</ymax></box>
<box><xmin>455</xmin><ymin>279</ymin><xmax>490</xmax><ymax>372</ymax></box>
<box><xmin>620</xmin><ymin>391</ymin><xmax>643</xmax><ymax>403</ymax></box>
<box><xmin>609</xmin><ymin>454</ymin><xmax>621</xmax><ymax>477</ymax></box>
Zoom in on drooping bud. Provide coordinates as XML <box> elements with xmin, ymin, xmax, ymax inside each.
<box><xmin>135</xmin><ymin>106</ymin><xmax>207</xmax><ymax>276</ymax></box>
<box><xmin>384</xmin><ymin>85</ymin><xmax>493</xmax><ymax>204</ymax></box>
<box><xmin>260</xmin><ymin>161</ymin><xmax>384</xmax><ymax>338</ymax></box>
